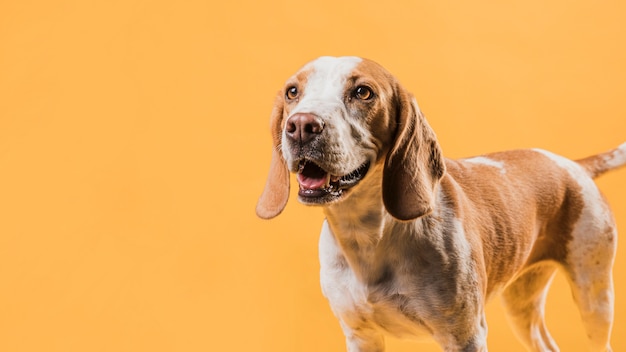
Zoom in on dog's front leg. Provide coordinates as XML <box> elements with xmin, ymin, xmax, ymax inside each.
<box><xmin>434</xmin><ymin>313</ymin><xmax>488</xmax><ymax>352</ymax></box>
<box><xmin>341</xmin><ymin>324</ymin><xmax>385</xmax><ymax>352</ymax></box>
<box><xmin>437</xmin><ymin>335</ymin><xmax>488</xmax><ymax>352</ymax></box>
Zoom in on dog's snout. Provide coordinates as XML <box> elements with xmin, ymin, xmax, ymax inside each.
<box><xmin>286</xmin><ymin>113</ymin><xmax>324</xmax><ymax>144</ymax></box>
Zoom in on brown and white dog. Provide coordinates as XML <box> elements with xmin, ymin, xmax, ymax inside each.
<box><xmin>256</xmin><ymin>56</ymin><xmax>625</xmax><ymax>352</ymax></box>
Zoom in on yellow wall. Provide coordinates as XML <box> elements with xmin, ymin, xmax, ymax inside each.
<box><xmin>1</xmin><ymin>1</ymin><xmax>625</xmax><ymax>351</ymax></box>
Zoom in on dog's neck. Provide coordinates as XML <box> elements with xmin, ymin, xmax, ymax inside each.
<box><xmin>324</xmin><ymin>172</ymin><xmax>386</xmax><ymax>247</ymax></box>
<box><xmin>322</xmin><ymin>164</ymin><xmax>422</xmax><ymax>283</ymax></box>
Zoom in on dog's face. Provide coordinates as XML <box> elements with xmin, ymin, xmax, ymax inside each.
<box><xmin>257</xmin><ymin>56</ymin><xmax>445</xmax><ymax>221</ymax></box>
<box><xmin>279</xmin><ymin>56</ymin><xmax>398</xmax><ymax>205</ymax></box>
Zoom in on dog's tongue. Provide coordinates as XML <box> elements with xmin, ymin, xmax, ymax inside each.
<box><xmin>297</xmin><ymin>162</ymin><xmax>329</xmax><ymax>190</ymax></box>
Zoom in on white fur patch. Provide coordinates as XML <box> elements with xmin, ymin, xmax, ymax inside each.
<box><xmin>606</xmin><ymin>142</ymin><xmax>626</xmax><ymax>170</ymax></box>
<box><xmin>532</xmin><ymin>149</ymin><xmax>582</xmax><ymax>174</ymax></box>
<box><xmin>465</xmin><ymin>156</ymin><xmax>506</xmax><ymax>174</ymax></box>
<box><xmin>291</xmin><ymin>56</ymin><xmax>362</xmax><ymax>117</ymax></box>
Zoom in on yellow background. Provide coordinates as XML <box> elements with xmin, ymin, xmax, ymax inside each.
<box><xmin>1</xmin><ymin>1</ymin><xmax>625</xmax><ymax>351</ymax></box>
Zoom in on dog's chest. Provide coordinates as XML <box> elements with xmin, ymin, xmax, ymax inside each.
<box><xmin>318</xmin><ymin>221</ymin><xmax>432</xmax><ymax>339</ymax></box>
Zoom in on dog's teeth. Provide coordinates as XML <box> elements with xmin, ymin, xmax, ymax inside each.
<box><xmin>331</xmin><ymin>175</ymin><xmax>341</xmax><ymax>182</ymax></box>
<box><xmin>324</xmin><ymin>174</ymin><xmax>332</xmax><ymax>187</ymax></box>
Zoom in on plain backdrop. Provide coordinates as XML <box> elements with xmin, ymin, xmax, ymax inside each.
<box><xmin>1</xmin><ymin>1</ymin><xmax>625</xmax><ymax>351</ymax></box>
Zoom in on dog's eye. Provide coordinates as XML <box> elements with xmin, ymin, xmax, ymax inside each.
<box><xmin>286</xmin><ymin>86</ymin><xmax>299</xmax><ymax>100</ymax></box>
<box><xmin>354</xmin><ymin>86</ymin><xmax>374</xmax><ymax>100</ymax></box>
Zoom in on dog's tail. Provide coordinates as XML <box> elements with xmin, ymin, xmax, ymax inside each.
<box><xmin>576</xmin><ymin>142</ymin><xmax>626</xmax><ymax>179</ymax></box>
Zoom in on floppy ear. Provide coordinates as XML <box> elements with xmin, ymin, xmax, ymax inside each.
<box><xmin>383</xmin><ymin>84</ymin><xmax>446</xmax><ymax>221</ymax></box>
<box><xmin>256</xmin><ymin>93</ymin><xmax>290</xmax><ymax>219</ymax></box>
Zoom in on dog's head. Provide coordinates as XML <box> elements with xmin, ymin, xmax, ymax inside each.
<box><xmin>256</xmin><ymin>56</ymin><xmax>445</xmax><ymax>221</ymax></box>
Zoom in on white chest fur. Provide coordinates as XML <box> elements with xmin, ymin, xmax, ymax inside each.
<box><xmin>318</xmin><ymin>220</ymin><xmax>434</xmax><ymax>340</ymax></box>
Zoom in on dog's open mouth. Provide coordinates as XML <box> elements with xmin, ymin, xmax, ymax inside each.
<box><xmin>296</xmin><ymin>160</ymin><xmax>370</xmax><ymax>202</ymax></box>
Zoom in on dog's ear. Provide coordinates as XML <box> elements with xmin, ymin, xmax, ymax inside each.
<box><xmin>382</xmin><ymin>83</ymin><xmax>446</xmax><ymax>221</ymax></box>
<box><xmin>256</xmin><ymin>93</ymin><xmax>290</xmax><ymax>219</ymax></box>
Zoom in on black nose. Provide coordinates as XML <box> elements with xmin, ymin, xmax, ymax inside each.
<box><xmin>285</xmin><ymin>113</ymin><xmax>324</xmax><ymax>144</ymax></box>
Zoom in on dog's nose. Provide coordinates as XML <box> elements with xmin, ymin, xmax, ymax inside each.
<box><xmin>286</xmin><ymin>113</ymin><xmax>324</xmax><ymax>144</ymax></box>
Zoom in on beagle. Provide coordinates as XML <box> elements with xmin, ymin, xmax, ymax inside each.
<box><xmin>256</xmin><ymin>56</ymin><xmax>625</xmax><ymax>352</ymax></box>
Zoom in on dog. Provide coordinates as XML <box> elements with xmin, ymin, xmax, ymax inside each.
<box><xmin>256</xmin><ymin>56</ymin><xmax>625</xmax><ymax>351</ymax></box>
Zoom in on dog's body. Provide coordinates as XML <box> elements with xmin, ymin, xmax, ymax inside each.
<box><xmin>257</xmin><ymin>56</ymin><xmax>625</xmax><ymax>351</ymax></box>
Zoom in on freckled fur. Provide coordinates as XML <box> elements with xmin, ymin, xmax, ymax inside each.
<box><xmin>257</xmin><ymin>56</ymin><xmax>625</xmax><ymax>352</ymax></box>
